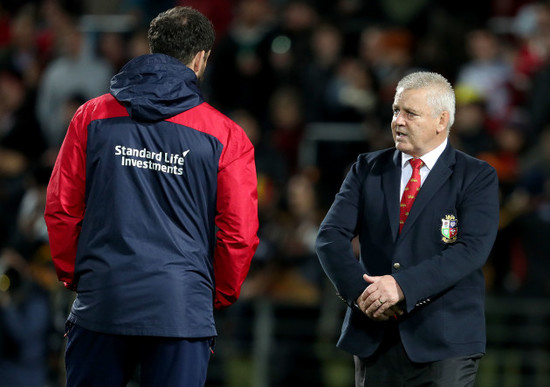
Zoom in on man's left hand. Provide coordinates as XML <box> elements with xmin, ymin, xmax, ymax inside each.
<box><xmin>357</xmin><ymin>274</ymin><xmax>405</xmax><ymax>321</ymax></box>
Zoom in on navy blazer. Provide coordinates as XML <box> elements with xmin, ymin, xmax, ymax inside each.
<box><xmin>316</xmin><ymin>143</ymin><xmax>499</xmax><ymax>362</ymax></box>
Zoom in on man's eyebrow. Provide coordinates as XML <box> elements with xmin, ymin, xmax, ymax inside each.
<box><xmin>393</xmin><ymin>104</ymin><xmax>416</xmax><ymax>113</ymax></box>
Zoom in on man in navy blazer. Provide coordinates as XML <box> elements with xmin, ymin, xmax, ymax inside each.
<box><xmin>316</xmin><ymin>72</ymin><xmax>499</xmax><ymax>386</ymax></box>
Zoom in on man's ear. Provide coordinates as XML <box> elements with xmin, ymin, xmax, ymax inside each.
<box><xmin>191</xmin><ymin>50</ymin><xmax>206</xmax><ymax>73</ymax></box>
<box><xmin>437</xmin><ymin>111</ymin><xmax>450</xmax><ymax>134</ymax></box>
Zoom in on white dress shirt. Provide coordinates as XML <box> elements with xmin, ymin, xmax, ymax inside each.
<box><xmin>400</xmin><ymin>139</ymin><xmax>448</xmax><ymax>199</ymax></box>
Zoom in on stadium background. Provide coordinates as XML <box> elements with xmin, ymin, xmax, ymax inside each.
<box><xmin>0</xmin><ymin>0</ymin><xmax>549</xmax><ymax>386</ymax></box>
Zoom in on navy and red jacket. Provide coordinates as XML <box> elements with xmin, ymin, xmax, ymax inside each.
<box><xmin>44</xmin><ymin>54</ymin><xmax>259</xmax><ymax>338</ymax></box>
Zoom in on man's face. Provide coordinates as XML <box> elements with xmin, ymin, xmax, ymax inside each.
<box><xmin>391</xmin><ymin>87</ymin><xmax>447</xmax><ymax>157</ymax></box>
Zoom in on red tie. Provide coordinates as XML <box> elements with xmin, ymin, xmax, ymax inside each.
<box><xmin>399</xmin><ymin>158</ymin><xmax>423</xmax><ymax>233</ymax></box>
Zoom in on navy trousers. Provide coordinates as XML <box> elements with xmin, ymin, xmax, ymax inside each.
<box><xmin>64</xmin><ymin>322</ymin><xmax>213</xmax><ymax>387</ymax></box>
<box><xmin>354</xmin><ymin>325</ymin><xmax>482</xmax><ymax>387</ymax></box>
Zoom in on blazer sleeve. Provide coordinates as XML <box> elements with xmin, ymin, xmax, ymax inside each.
<box><xmin>315</xmin><ymin>157</ymin><xmax>368</xmax><ymax>306</ymax></box>
<box><xmin>393</xmin><ymin>161</ymin><xmax>500</xmax><ymax>312</ymax></box>
<box><xmin>213</xmin><ymin>128</ymin><xmax>259</xmax><ymax>309</ymax></box>
<box><xmin>44</xmin><ymin>105</ymin><xmax>88</xmax><ymax>291</ymax></box>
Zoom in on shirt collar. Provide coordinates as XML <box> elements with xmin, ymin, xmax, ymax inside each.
<box><xmin>401</xmin><ymin>138</ymin><xmax>448</xmax><ymax>170</ymax></box>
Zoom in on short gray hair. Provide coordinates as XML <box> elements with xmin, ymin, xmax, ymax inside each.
<box><xmin>396</xmin><ymin>71</ymin><xmax>455</xmax><ymax>131</ymax></box>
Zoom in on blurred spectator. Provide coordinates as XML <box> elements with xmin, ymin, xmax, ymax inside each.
<box><xmin>511</xmin><ymin>2</ymin><xmax>550</xmax><ymax>86</ymax></box>
<box><xmin>39</xmin><ymin>0</ymin><xmax>85</xmax><ymax>58</ymax></box>
<box><xmin>455</xmin><ymin>28</ymin><xmax>514</xmax><ymax>128</ymax></box>
<box><xmin>522</xmin><ymin>4</ymin><xmax>550</xmax><ymax>139</ymax></box>
<box><xmin>301</xmin><ymin>22</ymin><xmax>343</xmax><ymax>123</ymax></box>
<box><xmin>267</xmin><ymin>86</ymin><xmax>305</xmax><ymax>174</ymax></box>
<box><xmin>176</xmin><ymin>0</ymin><xmax>235</xmax><ymax>40</ymax></box>
<box><xmin>0</xmin><ymin>4</ymin><xmax>44</xmax><ymax>88</ymax></box>
<box><xmin>516</xmin><ymin>197</ymin><xmax>550</xmax><ymax>295</ymax></box>
<box><xmin>0</xmin><ymin>68</ymin><xmax>47</xmax><ymax>250</ymax></box>
<box><xmin>450</xmin><ymin>85</ymin><xmax>495</xmax><ymax>157</ymax></box>
<box><xmin>496</xmin><ymin>180</ymin><xmax>550</xmax><ymax>298</ymax></box>
<box><xmin>36</xmin><ymin>17</ymin><xmax>113</xmax><ymax>148</ymax></box>
<box><xmin>321</xmin><ymin>0</ymin><xmax>369</xmax><ymax>35</ymax></box>
<box><xmin>324</xmin><ymin>57</ymin><xmax>377</xmax><ymax>122</ymax></box>
<box><xmin>97</xmin><ymin>31</ymin><xmax>129</xmax><ymax>72</ymax></box>
<box><xmin>478</xmin><ymin>117</ymin><xmax>528</xmax><ymax>199</ymax></box>
<box><xmin>525</xmin><ymin>61</ymin><xmax>550</xmax><ymax>140</ymax></box>
<box><xmin>241</xmin><ymin>170</ymin><xmax>325</xmax><ymax>387</ymax></box>
<box><xmin>0</xmin><ymin>153</ymin><xmax>27</xmax><ymax>250</ymax></box>
<box><xmin>520</xmin><ymin>124</ymin><xmax>550</xmax><ymax>187</ymax></box>
<box><xmin>246</xmin><ymin>171</ymin><xmax>324</xmax><ymax>302</ymax></box>
<box><xmin>207</xmin><ymin>0</ymin><xmax>277</xmax><ymax>120</ymax></box>
<box><xmin>507</xmin><ymin>125</ymin><xmax>550</xmax><ymax>297</ymax></box>
<box><xmin>0</xmin><ymin>68</ymin><xmax>46</xmax><ymax>164</ymax></box>
<box><xmin>412</xmin><ymin>7</ymin><xmax>469</xmax><ymax>78</ymax></box>
<box><xmin>266</xmin><ymin>171</ymin><xmax>325</xmax><ymax>387</ymax></box>
<box><xmin>232</xmin><ymin>108</ymin><xmax>288</xmax><ymax>206</ymax></box>
<box><xmin>269</xmin><ymin>0</ymin><xmax>319</xmax><ymax>85</ymax></box>
<box><xmin>358</xmin><ymin>27</ymin><xmax>417</xmax><ymax>122</ymax></box>
<box><xmin>119</xmin><ymin>0</ymin><xmax>176</xmax><ymax>27</ymax></box>
<box><xmin>0</xmin><ymin>160</ymin><xmax>58</xmax><ymax>387</ymax></box>
<box><xmin>0</xmin><ymin>249</ymin><xmax>53</xmax><ymax>387</ymax></box>
<box><xmin>372</xmin><ymin>0</ymin><xmax>433</xmax><ymax>33</ymax></box>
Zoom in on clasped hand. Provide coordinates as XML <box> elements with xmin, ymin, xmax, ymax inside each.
<box><xmin>356</xmin><ymin>274</ymin><xmax>405</xmax><ymax>321</ymax></box>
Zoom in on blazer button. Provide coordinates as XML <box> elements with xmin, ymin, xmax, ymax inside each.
<box><xmin>393</xmin><ymin>262</ymin><xmax>401</xmax><ymax>270</ymax></box>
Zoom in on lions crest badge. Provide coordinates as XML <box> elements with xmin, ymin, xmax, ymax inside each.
<box><xmin>441</xmin><ymin>215</ymin><xmax>458</xmax><ymax>243</ymax></box>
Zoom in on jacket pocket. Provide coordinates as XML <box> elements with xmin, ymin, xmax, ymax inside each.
<box><xmin>442</xmin><ymin>286</ymin><xmax>485</xmax><ymax>344</ymax></box>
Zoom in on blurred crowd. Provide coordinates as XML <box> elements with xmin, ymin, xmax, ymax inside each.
<box><xmin>1</xmin><ymin>0</ymin><xmax>550</xmax><ymax>386</ymax></box>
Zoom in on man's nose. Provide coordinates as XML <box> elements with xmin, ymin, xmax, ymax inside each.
<box><xmin>393</xmin><ymin>111</ymin><xmax>406</xmax><ymax>126</ymax></box>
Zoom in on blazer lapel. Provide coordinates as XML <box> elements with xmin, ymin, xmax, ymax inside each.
<box><xmin>382</xmin><ymin>150</ymin><xmax>402</xmax><ymax>241</ymax></box>
<box><xmin>399</xmin><ymin>144</ymin><xmax>456</xmax><ymax>238</ymax></box>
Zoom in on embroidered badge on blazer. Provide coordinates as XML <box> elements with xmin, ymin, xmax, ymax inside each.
<box><xmin>441</xmin><ymin>215</ymin><xmax>458</xmax><ymax>243</ymax></box>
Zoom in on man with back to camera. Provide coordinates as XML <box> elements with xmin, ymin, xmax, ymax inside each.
<box><xmin>44</xmin><ymin>6</ymin><xmax>259</xmax><ymax>386</ymax></box>
<box><xmin>316</xmin><ymin>71</ymin><xmax>499</xmax><ymax>386</ymax></box>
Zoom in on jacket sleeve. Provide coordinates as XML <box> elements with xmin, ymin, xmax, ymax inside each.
<box><xmin>213</xmin><ymin>127</ymin><xmax>259</xmax><ymax>309</ymax></box>
<box><xmin>315</xmin><ymin>157</ymin><xmax>369</xmax><ymax>307</ymax></box>
<box><xmin>44</xmin><ymin>106</ymin><xmax>88</xmax><ymax>291</ymax></box>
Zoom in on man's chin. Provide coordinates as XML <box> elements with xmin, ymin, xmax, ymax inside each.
<box><xmin>395</xmin><ymin>142</ymin><xmax>410</xmax><ymax>153</ymax></box>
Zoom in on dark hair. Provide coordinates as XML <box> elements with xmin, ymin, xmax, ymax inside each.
<box><xmin>148</xmin><ymin>6</ymin><xmax>215</xmax><ymax>65</ymax></box>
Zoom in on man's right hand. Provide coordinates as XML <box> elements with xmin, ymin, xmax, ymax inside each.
<box><xmin>356</xmin><ymin>274</ymin><xmax>405</xmax><ymax>321</ymax></box>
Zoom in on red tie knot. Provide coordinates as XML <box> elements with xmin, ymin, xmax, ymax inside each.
<box><xmin>410</xmin><ymin>158</ymin><xmax>423</xmax><ymax>170</ymax></box>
